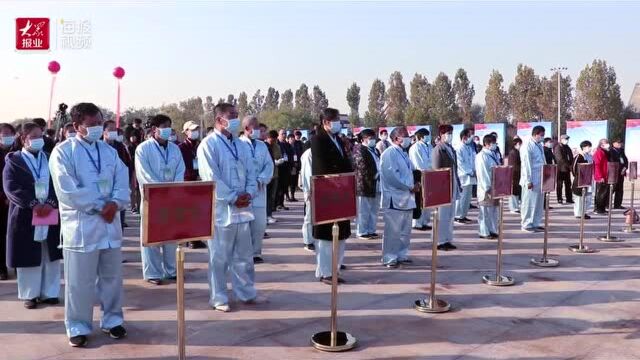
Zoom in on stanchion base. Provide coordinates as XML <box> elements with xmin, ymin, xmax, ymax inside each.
<box><xmin>623</xmin><ymin>227</ymin><xmax>637</xmax><ymax>233</ymax></box>
<box><xmin>482</xmin><ymin>274</ymin><xmax>515</xmax><ymax>286</ymax></box>
<box><xmin>311</xmin><ymin>331</ymin><xmax>357</xmax><ymax>352</ymax></box>
<box><xmin>530</xmin><ymin>257</ymin><xmax>559</xmax><ymax>267</ymax></box>
<box><xmin>414</xmin><ymin>298</ymin><xmax>451</xmax><ymax>313</ymax></box>
<box><xmin>597</xmin><ymin>235</ymin><xmax>623</xmax><ymax>242</ymax></box>
<box><xmin>568</xmin><ymin>244</ymin><xmax>597</xmax><ymax>253</ymax></box>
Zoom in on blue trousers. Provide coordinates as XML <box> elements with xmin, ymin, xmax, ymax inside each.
<box><xmin>574</xmin><ymin>193</ymin><xmax>593</xmax><ymax>217</ymax></box>
<box><xmin>356</xmin><ymin>195</ymin><xmax>380</xmax><ymax>236</ymax></box>
<box><xmin>478</xmin><ymin>205</ymin><xmax>498</xmax><ymax>237</ymax></box>
<box><xmin>438</xmin><ymin>203</ymin><xmax>455</xmax><ymax>244</ymax></box>
<box><xmin>141</xmin><ymin>243</ymin><xmax>177</xmax><ymax>280</ymax></box>
<box><xmin>315</xmin><ymin>239</ymin><xmax>345</xmax><ymax>278</ymax></box>
<box><xmin>17</xmin><ymin>242</ymin><xmax>60</xmax><ymax>300</ymax></box>
<box><xmin>382</xmin><ymin>208</ymin><xmax>412</xmax><ymax>264</ymax></box>
<box><xmin>207</xmin><ymin>222</ymin><xmax>256</xmax><ymax>307</ymax></box>
<box><xmin>508</xmin><ymin>195</ymin><xmax>521</xmax><ymax>213</ymax></box>
<box><xmin>249</xmin><ymin>206</ymin><xmax>267</xmax><ymax>256</ymax></box>
<box><xmin>521</xmin><ymin>188</ymin><xmax>544</xmax><ymax>229</ymax></box>
<box><xmin>455</xmin><ymin>185</ymin><xmax>473</xmax><ymax>219</ymax></box>
<box><xmin>64</xmin><ymin>247</ymin><xmax>124</xmax><ymax>337</ymax></box>
<box><xmin>302</xmin><ymin>199</ymin><xmax>315</xmax><ymax>245</ymax></box>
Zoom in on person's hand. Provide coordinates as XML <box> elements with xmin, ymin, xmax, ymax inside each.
<box><xmin>34</xmin><ymin>204</ymin><xmax>45</xmax><ymax>217</ymax></box>
<box><xmin>234</xmin><ymin>193</ymin><xmax>252</xmax><ymax>208</ymax></box>
<box><xmin>411</xmin><ymin>183</ymin><xmax>421</xmax><ymax>193</ymax></box>
<box><xmin>101</xmin><ymin>201</ymin><xmax>119</xmax><ymax>224</ymax></box>
<box><xmin>39</xmin><ymin>204</ymin><xmax>54</xmax><ymax>217</ymax></box>
<box><xmin>527</xmin><ymin>182</ymin><xmax>533</xmax><ymax>190</ymax></box>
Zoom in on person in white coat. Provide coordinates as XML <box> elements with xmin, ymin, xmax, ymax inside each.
<box><xmin>135</xmin><ymin>114</ymin><xmax>186</xmax><ymax>285</ymax></box>
<box><xmin>49</xmin><ymin>103</ymin><xmax>130</xmax><ymax>347</ymax></box>
<box><xmin>408</xmin><ymin>128</ymin><xmax>433</xmax><ymax>231</ymax></box>
<box><xmin>520</xmin><ymin>125</ymin><xmax>546</xmax><ymax>232</ymax></box>
<box><xmin>300</xmin><ymin>148</ymin><xmax>315</xmax><ymax>251</ymax></box>
<box><xmin>240</xmin><ymin>116</ymin><xmax>274</xmax><ymax>264</ymax></box>
<box><xmin>197</xmin><ymin>103</ymin><xmax>258</xmax><ymax>312</ymax></box>
<box><xmin>476</xmin><ymin>135</ymin><xmax>501</xmax><ymax>239</ymax></box>
<box><xmin>380</xmin><ymin>126</ymin><xmax>418</xmax><ymax>268</ymax></box>
<box><xmin>454</xmin><ymin>128</ymin><xmax>477</xmax><ymax>224</ymax></box>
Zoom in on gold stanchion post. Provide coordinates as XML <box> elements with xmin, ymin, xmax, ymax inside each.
<box><xmin>531</xmin><ymin>192</ymin><xmax>559</xmax><ymax>267</ymax></box>
<box><xmin>598</xmin><ymin>183</ymin><xmax>623</xmax><ymax>242</ymax></box>
<box><xmin>482</xmin><ymin>198</ymin><xmax>515</xmax><ymax>286</ymax></box>
<box><xmin>414</xmin><ymin>208</ymin><xmax>451</xmax><ymax>313</ymax></box>
<box><xmin>176</xmin><ymin>246</ymin><xmax>186</xmax><ymax>360</ymax></box>
<box><xmin>623</xmin><ymin>180</ymin><xmax>637</xmax><ymax>233</ymax></box>
<box><xmin>311</xmin><ymin>222</ymin><xmax>356</xmax><ymax>352</ymax></box>
<box><xmin>569</xmin><ymin>188</ymin><xmax>596</xmax><ymax>253</ymax></box>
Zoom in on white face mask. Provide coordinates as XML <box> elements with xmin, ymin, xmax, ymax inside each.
<box><xmin>107</xmin><ymin>131</ymin><xmax>118</xmax><ymax>140</ymax></box>
<box><xmin>583</xmin><ymin>147</ymin><xmax>591</xmax><ymax>155</ymax></box>
<box><xmin>67</xmin><ymin>132</ymin><xmax>76</xmax><ymax>139</ymax></box>
<box><xmin>84</xmin><ymin>125</ymin><xmax>103</xmax><ymax>143</ymax></box>
<box><xmin>251</xmin><ymin>129</ymin><xmax>261</xmax><ymax>139</ymax></box>
<box><xmin>330</xmin><ymin>121</ymin><xmax>342</xmax><ymax>134</ymax></box>
<box><xmin>561</xmin><ymin>139</ymin><xmax>568</xmax><ymax>145</ymax></box>
<box><xmin>442</xmin><ymin>133</ymin><xmax>453</xmax><ymax>144</ymax></box>
<box><xmin>169</xmin><ymin>135</ymin><xmax>177</xmax><ymax>142</ymax></box>
<box><xmin>490</xmin><ymin>143</ymin><xmax>497</xmax><ymax>151</ymax></box>
<box><xmin>380</xmin><ymin>134</ymin><xmax>388</xmax><ymax>141</ymax></box>
<box><xmin>188</xmin><ymin>130</ymin><xmax>200</xmax><ymax>140</ymax></box>
<box><xmin>602</xmin><ymin>143</ymin><xmax>610</xmax><ymax>150</ymax></box>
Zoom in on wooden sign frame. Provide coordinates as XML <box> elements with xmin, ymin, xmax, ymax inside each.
<box><xmin>491</xmin><ymin>165</ymin><xmax>514</xmax><ymax>199</ymax></box>
<box><xmin>422</xmin><ymin>168</ymin><xmax>453</xmax><ymax>209</ymax></box>
<box><xmin>310</xmin><ymin>172</ymin><xmax>357</xmax><ymax>225</ymax></box>
<box><xmin>629</xmin><ymin>161</ymin><xmax>638</xmax><ymax>181</ymax></box>
<box><xmin>577</xmin><ymin>163</ymin><xmax>594</xmax><ymax>188</ymax></box>
<box><xmin>542</xmin><ymin>164</ymin><xmax>558</xmax><ymax>193</ymax></box>
<box><xmin>607</xmin><ymin>162</ymin><xmax>620</xmax><ymax>185</ymax></box>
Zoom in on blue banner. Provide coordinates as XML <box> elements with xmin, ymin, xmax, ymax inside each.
<box><xmin>566</xmin><ymin>120</ymin><xmax>609</xmax><ymax>151</ymax></box>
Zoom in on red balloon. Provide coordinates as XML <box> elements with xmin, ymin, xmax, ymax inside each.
<box><xmin>113</xmin><ymin>66</ymin><xmax>125</xmax><ymax>79</ymax></box>
<box><xmin>48</xmin><ymin>61</ymin><xmax>60</xmax><ymax>74</ymax></box>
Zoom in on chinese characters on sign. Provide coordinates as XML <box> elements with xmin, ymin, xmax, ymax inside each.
<box><xmin>59</xmin><ymin>19</ymin><xmax>92</xmax><ymax>50</ymax></box>
<box><xmin>16</xmin><ymin>18</ymin><xmax>50</xmax><ymax>51</ymax></box>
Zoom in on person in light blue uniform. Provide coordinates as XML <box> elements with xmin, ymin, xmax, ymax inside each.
<box><xmin>300</xmin><ymin>148</ymin><xmax>315</xmax><ymax>251</ymax></box>
<box><xmin>354</xmin><ymin>128</ymin><xmax>381</xmax><ymax>238</ymax></box>
<box><xmin>49</xmin><ymin>103</ymin><xmax>130</xmax><ymax>347</ymax></box>
<box><xmin>380</xmin><ymin>126</ymin><xmax>418</xmax><ymax>268</ymax></box>
<box><xmin>520</xmin><ymin>125</ymin><xmax>546</xmax><ymax>232</ymax></box>
<box><xmin>476</xmin><ymin>134</ymin><xmax>501</xmax><ymax>239</ymax></box>
<box><xmin>135</xmin><ymin>114</ymin><xmax>186</xmax><ymax>285</ymax></box>
<box><xmin>240</xmin><ymin>116</ymin><xmax>274</xmax><ymax>264</ymax></box>
<box><xmin>408</xmin><ymin>128</ymin><xmax>432</xmax><ymax>231</ymax></box>
<box><xmin>432</xmin><ymin>124</ymin><xmax>462</xmax><ymax>251</ymax></box>
<box><xmin>454</xmin><ymin>128</ymin><xmax>477</xmax><ymax>224</ymax></box>
<box><xmin>197</xmin><ymin>103</ymin><xmax>258</xmax><ymax>312</ymax></box>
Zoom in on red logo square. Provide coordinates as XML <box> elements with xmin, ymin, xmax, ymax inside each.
<box><xmin>16</xmin><ymin>18</ymin><xmax>50</xmax><ymax>51</ymax></box>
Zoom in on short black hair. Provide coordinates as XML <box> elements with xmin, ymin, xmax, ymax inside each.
<box><xmin>70</xmin><ymin>103</ymin><xmax>103</xmax><ymax>125</ymax></box>
<box><xmin>513</xmin><ymin>138</ymin><xmax>523</xmax><ymax>146</ymax></box>
<box><xmin>32</xmin><ymin>118</ymin><xmax>47</xmax><ymax>129</ymax></box>
<box><xmin>259</xmin><ymin>123</ymin><xmax>268</xmax><ymax>130</ymax></box>
<box><xmin>489</xmin><ymin>131</ymin><xmax>497</xmax><ymax>137</ymax></box>
<box><xmin>460</xmin><ymin>128</ymin><xmax>474</xmax><ymax>139</ymax></box>
<box><xmin>150</xmin><ymin>114</ymin><xmax>172</xmax><ymax>128</ymax></box>
<box><xmin>532</xmin><ymin>125</ymin><xmax>546</xmax><ymax>136</ymax></box>
<box><xmin>415</xmin><ymin>128</ymin><xmax>430</xmax><ymax>139</ymax></box>
<box><xmin>322</xmin><ymin>108</ymin><xmax>339</xmax><ymax>122</ymax></box>
<box><xmin>580</xmin><ymin>140</ymin><xmax>592</xmax><ymax>149</ymax></box>
<box><xmin>20</xmin><ymin>122</ymin><xmax>40</xmax><ymax>139</ymax></box>
<box><xmin>287</xmin><ymin>133</ymin><xmax>295</xmax><ymax>139</ymax></box>
<box><xmin>268</xmin><ymin>130</ymin><xmax>278</xmax><ymax>139</ymax></box>
<box><xmin>214</xmin><ymin>103</ymin><xmax>235</xmax><ymax>119</ymax></box>
<box><xmin>294</xmin><ymin>130</ymin><xmax>302</xmax><ymax>137</ymax></box>
<box><xmin>359</xmin><ymin>128</ymin><xmax>376</xmax><ymax>141</ymax></box>
<box><xmin>103</xmin><ymin>120</ymin><xmax>116</xmax><ymax>130</ymax></box>
<box><xmin>379</xmin><ymin>129</ymin><xmax>388</xmax><ymax>135</ymax></box>
<box><xmin>0</xmin><ymin>123</ymin><xmax>16</xmax><ymax>134</ymax></box>
<box><xmin>134</xmin><ymin>118</ymin><xmax>142</xmax><ymax>124</ymax></box>
<box><xmin>544</xmin><ymin>137</ymin><xmax>553</xmax><ymax>143</ymax></box>
<box><xmin>483</xmin><ymin>134</ymin><xmax>496</xmax><ymax>146</ymax></box>
<box><xmin>438</xmin><ymin>124</ymin><xmax>453</xmax><ymax>135</ymax></box>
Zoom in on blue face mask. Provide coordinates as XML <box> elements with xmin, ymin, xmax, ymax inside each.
<box><xmin>28</xmin><ymin>138</ymin><xmax>44</xmax><ymax>152</ymax></box>
<box><xmin>226</xmin><ymin>118</ymin><xmax>241</xmax><ymax>135</ymax></box>
<box><xmin>1</xmin><ymin>136</ymin><xmax>15</xmax><ymax>147</ymax></box>
<box><xmin>466</xmin><ymin>137</ymin><xmax>474</xmax><ymax>145</ymax></box>
<box><xmin>157</xmin><ymin>127</ymin><xmax>172</xmax><ymax>140</ymax></box>
<box><xmin>330</xmin><ymin>121</ymin><xmax>342</xmax><ymax>135</ymax></box>
<box><xmin>423</xmin><ymin>136</ymin><xmax>431</xmax><ymax>144</ymax></box>
<box><xmin>401</xmin><ymin>137</ymin><xmax>412</xmax><ymax>149</ymax></box>
<box><xmin>490</xmin><ymin>143</ymin><xmax>497</xmax><ymax>151</ymax></box>
<box><xmin>85</xmin><ymin>125</ymin><xmax>103</xmax><ymax>143</ymax></box>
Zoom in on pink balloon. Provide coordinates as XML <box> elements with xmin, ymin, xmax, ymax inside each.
<box><xmin>113</xmin><ymin>66</ymin><xmax>125</xmax><ymax>79</ymax></box>
<box><xmin>48</xmin><ymin>61</ymin><xmax>60</xmax><ymax>74</ymax></box>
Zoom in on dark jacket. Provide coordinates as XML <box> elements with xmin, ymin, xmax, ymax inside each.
<box><xmin>179</xmin><ymin>138</ymin><xmax>200</xmax><ymax>181</ymax></box>
<box><xmin>507</xmin><ymin>148</ymin><xmax>522</xmax><ymax>197</ymax></box>
<box><xmin>292</xmin><ymin>140</ymin><xmax>304</xmax><ymax>170</ymax></box>
<box><xmin>554</xmin><ymin>143</ymin><xmax>574</xmax><ymax>173</ymax></box>
<box><xmin>278</xmin><ymin>140</ymin><xmax>293</xmax><ymax>171</ymax></box>
<box><xmin>311</xmin><ymin>128</ymin><xmax>353</xmax><ymax>241</ymax></box>
<box><xmin>572</xmin><ymin>153</ymin><xmax>589</xmax><ymax>196</ymax></box>
<box><xmin>609</xmin><ymin>147</ymin><xmax>628</xmax><ymax>174</ymax></box>
<box><xmin>353</xmin><ymin>143</ymin><xmax>379</xmax><ymax>198</ymax></box>
<box><xmin>544</xmin><ymin>147</ymin><xmax>555</xmax><ymax>165</ymax></box>
<box><xmin>432</xmin><ymin>143</ymin><xmax>462</xmax><ymax>192</ymax></box>
<box><xmin>3</xmin><ymin>151</ymin><xmax>62</xmax><ymax>268</ymax></box>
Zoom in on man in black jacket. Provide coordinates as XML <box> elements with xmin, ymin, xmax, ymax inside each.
<box><xmin>311</xmin><ymin>108</ymin><xmax>353</xmax><ymax>284</ymax></box>
<box><xmin>610</xmin><ymin>139</ymin><xmax>628</xmax><ymax>209</ymax></box>
<box><xmin>554</xmin><ymin>134</ymin><xmax>574</xmax><ymax>204</ymax></box>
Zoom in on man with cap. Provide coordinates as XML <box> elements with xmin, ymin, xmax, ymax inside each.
<box><xmin>179</xmin><ymin>120</ymin><xmax>207</xmax><ymax>249</ymax></box>
<box><xmin>554</xmin><ymin>134</ymin><xmax>574</xmax><ymax>204</ymax></box>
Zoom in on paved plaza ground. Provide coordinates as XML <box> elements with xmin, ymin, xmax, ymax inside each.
<box><xmin>0</xmin><ymin>189</ymin><xmax>639</xmax><ymax>360</ymax></box>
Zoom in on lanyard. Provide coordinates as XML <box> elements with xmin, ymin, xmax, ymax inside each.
<box><xmin>153</xmin><ymin>141</ymin><xmax>170</xmax><ymax>166</ymax></box>
<box><xmin>24</xmin><ymin>151</ymin><xmax>43</xmax><ymax>179</ymax></box>
<box><xmin>79</xmin><ymin>141</ymin><xmax>101</xmax><ymax>174</ymax></box>
<box><xmin>217</xmin><ymin>134</ymin><xmax>239</xmax><ymax>161</ymax></box>
<box><xmin>249</xmin><ymin>139</ymin><xmax>256</xmax><ymax>158</ymax></box>
<box><xmin>394</xmin><ymin>147</ymin><xmax>411</xmax><ymax>171</ymax></box>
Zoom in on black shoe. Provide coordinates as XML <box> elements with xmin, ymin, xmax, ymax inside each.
<box><xmin>253</xmin><ymin>256</ymin><xmax>264</xmax><ymax>264</ymax></box>
<box><xmin>576</xmin><ymin>215</ymin><xmax>592</xmax><ymax>220</ymax></box>
<box><xmin>290</xmin><ymin>198</ymin><xmax>298</xmax><ymax>202</ymax></box>
<box><xmin>146</xmin><ymin>278</ymin><xmax>163</xmax><ymax>285</ymax></box>
<box><xmin>0</xmin><ymin>268</ymin><xmax>8</xmax><ymax>280</ymax></box>
<box><xmin>399</xmin><ymin>258</ymin><xmax>413</xmax><ymax>264</ymax></box>
<box><xmin>263</xmin><ymin>232</ymin><xmax>270</xmax><ymax>239</ymax></box>
<box><xmin>69</xmin><ymin>335</ymin><xmax>88</xmax><ymax>347</ymax></box>
<box><xmin>340</xmin><ymin>264</ymin><xmax>347</xmax><ymax>270</ymax></box>
<box><xmin>480</xmin><ymin>234</ymin><xmax>498</xmax><ymax>240</ymax></box>
<box><xmin>424</xmin><ymin>225</ymin><xmax>433</xmax><ymax>230</ymax></box>
<box><xmin>566</xmin><ymin>201</ymin><xmax>575</xmax><ymax>204</ymax></box>
<box><xmin>23</xmin><ymin>298</ymin><xmax>38</xmax><ymax>309</ymax></box>
<box><xmin>282</xmin><ymin>206</ymin><xmax>289</xmax><ymax>210</ymax></box>
<box><xmin>558</xmin><ymin>200</ymin><xmax>564</xmax><ymax>204</ymax></box>
<box><xmin>166</xmin><ymin>275</ymin><xmax>177</xmax><ymax>281</ymax></box>
<box><xmin>445</xmin><ymin>242</ymin><xmax>457</xmax><ymax>250</ymax></box>
<box><xmin>490</xmin><ymin>232</ymin><xmax>499</xmax><ymax>238</ymax></box>
<box><xmin>102</xmin><ymin>325</ymin><xmax>127</xmax><ymax>339</ymax></box>
<box><xmin>385</xmin><ymin>261</ymin><xmax>399</xmax><ymax>269</ymax></box>
<box><xmin>41</xmin><ymin>297</ymin><xmax>59</xmax><ymax>305</ymax></box>
<box><xmin>122</xmin><ymin>222</ymin><xmax>129</xmax><ymax>228</ymax></box>
<box><xmin>437</xmin><ymin>243</ymin><xmax>448</xmax><ymax>251</ymax></box>
<box><xmin>189</xmin><ymin>241</ymin><xmax>207</xmax><ymax>249</ymax></box>
<box><xmin>368</xmin><ymin>233</ymin><xmax>380</xmax><ymax>239</ymax></box>
<box><xmin>470</xmin><ymin>204</ymin><xmax>478</xmax><ymax>209</ymax></box>
<box><xmin>320</xmin><ymin>276</ymin><xmax>345</xmax><ymax>285</ymax></box>
<box><xmin>614</xmin><ymin>206</ymin><xmax>626</xmax><ymax>210</ymax></box>
<box><xmin>304</xmin><ymin>244</ymin><xmax>315</xmax><ymax>252</ymax></box>
<box><xmin>594</xmin><ymin>210</ymin><xmax>608</xmax><ymax>215</ymax></box>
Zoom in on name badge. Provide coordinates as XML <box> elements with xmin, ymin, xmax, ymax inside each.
<box><xmin>293</xmin><ymin>155</ymin><xmax>298</xmax><ymax>162</ymax></box>
<box><xmin>97</xmin><ymin>179</ymin><xmax>111</xmax><ymax>197</ymax></box>
<box><xmin>35</xmin><ymin>181</ymin><xmax>47</xmax><ymax>202</ymax></box>
<box><xmin>163</xmin><ymin>167</ymin><xmax>174</xmax><ymax>181</ymax></box>
<box><xmin>193</xmin><ymin>158</ymin><xmax>199</xmax><ymax>170</ymax></box>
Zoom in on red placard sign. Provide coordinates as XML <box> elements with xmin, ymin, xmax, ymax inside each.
<box><xmin>491</xmin><ymin>166</ymin><xmax>513</xmax><ymax>198</ymax></box>
<box><xmin>422</xmin><ymin>168</ymin><xmax>453</xmax><ymax>209</ymax></box>
<box><xmin>577</xmin><ymin>163</ymin><xmax>594</xmax><ymax>188</ymax></box>
<box><xmin>607</xmin><ymin>162</ymin><xmax>620</xmax><ymax>185</ymax></box>
<box><xmin>629</xmin><ymin>161</ymin><xmax>637</xmax><ymax>181</ymax></box>
<box><xmin>311</xmin><ymin>173</ymin><xmax>357</xmax><ymax>225</ymax></box>
<box><xmin>142</xmin><ymin>181</ymin><xmax>215</xmax><ymax>246</ymax></box>
<box><xmin>542</xmin><ymin>164</ymin><xmax>558</xmax><ymax>193</ymax></box>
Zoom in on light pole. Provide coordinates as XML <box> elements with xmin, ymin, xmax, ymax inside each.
<box><xmin>551</xmin><ymin>66</ymin><xmax>567</xmax><ymax>140</ymax></box>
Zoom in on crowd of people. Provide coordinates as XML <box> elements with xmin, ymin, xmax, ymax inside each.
<box><xmin>0</xmin><ymin>101</ymin><xmax>632</xmax><ymax>349</ymax></box>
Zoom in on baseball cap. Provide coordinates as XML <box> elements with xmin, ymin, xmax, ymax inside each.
<box><xmin>183</xmin><ymin>121</ymin><xmax>200</xmax><ymax>132</ymax></box>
